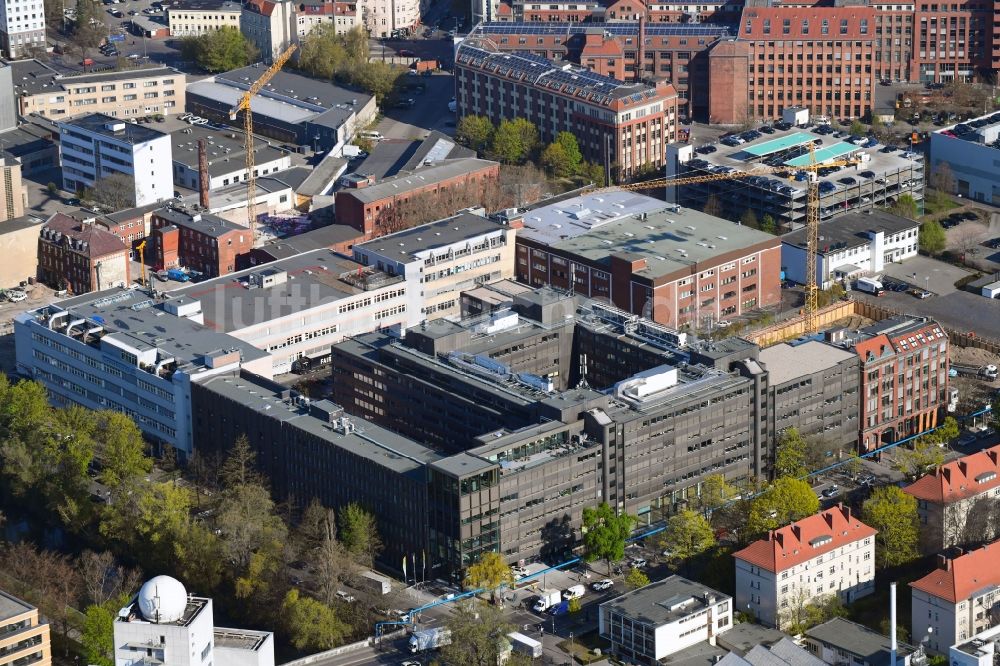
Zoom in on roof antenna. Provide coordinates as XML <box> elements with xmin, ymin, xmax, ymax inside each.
<box><xmin>576</xmin><ymin>353</ymin><xmax>590</xmax><ymax>390</ymax></box>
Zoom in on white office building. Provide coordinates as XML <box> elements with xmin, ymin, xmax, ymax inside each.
<box><xmin>599</xmin><ymin>576</ymin><xmax>733</xmax><ymax>663</ymax></box>
<box><xmin>115</xmin><ymin>576</ymin><xmax>273</xmax><ymax>666</ymax></box>
<box><xmin>734</xmin><ymin>505</ymin><xmax>877</xmax><ymax>630</ymax></box>
<box><xmin>0</xmin><ymin>0</ymin><xmax>45</xmax><ymax>59</ymax></box>
<box><xmin>929</xmin><ymin>111</ymin><xmax>1000</xmax><ymax>204</ymax></box>
<box><xmin>59</xmin><ymin>114</ymin><xmax>174</xmax><ymax>206</ymax></box>
<box><xmin>781</xmin><ymin>210</ymin><xmax>920</xmax><ymax>289</ymax></box>
<box><xmin>14</xmin><ymin>288</ymin><xmax>272</xmax><ymax>457</ymax></box>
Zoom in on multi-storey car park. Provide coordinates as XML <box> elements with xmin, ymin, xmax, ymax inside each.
<box><xmin>666</xmin><ymin>124</ymin><xmax>924</xmax><ymax>228</ymax></box>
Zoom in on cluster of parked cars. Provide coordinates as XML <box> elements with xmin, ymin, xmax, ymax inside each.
<box><xmin>1</xmin><ymin>289</ymin><xmax>27</xmax><ymax>303</ymax></box>
<box><xmin>180</xmin><ymin>113</ymin><xmax>209</xmax><ymax>126</ymax></box>
<box><xmin>940</xmin><ymin>210</ymin><xmax>979</xmax><ymax>229</ymax></box>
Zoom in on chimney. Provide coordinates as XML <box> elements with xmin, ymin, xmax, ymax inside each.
<box><xmin>941</xmin><ymin>467</ymin><xmax>951</xmax><ymax>483</ymax></box>
<box><xmin>987</xmin><ymin>449</ymin><xmax>999</xmax><ymax>465</ymax></box>
<box><xmin>198</xmin><ymin>139</ymin><xmax>210</xmax><ymax>209</ymax></box>
<box><xmin>937</xmin><ymin>554</ymin><xmax>950</xmax><ymax>570</ymax></box>
<box><xmin>824</xmin><ymin>510</ymin><xmax>834</xmax><ymax>528</ymax></box>
<box><xmin>637</xmin><ymin>15</ymin><xmax>646</xmax><ymax>83</ymax></box>
<box><xmin>791</xmin><ymin>524</ymin><xmax>801</xmax><ymax>541</ymax></box>
<box><xmin>840</xmin><ymin>503</ymin><xmax>851</xmax><ymax>521</ymax></box>
<box><xmin>958</xmin><ymin>460</ymin><xmax>968</xmax><ymax>476</ymax></box>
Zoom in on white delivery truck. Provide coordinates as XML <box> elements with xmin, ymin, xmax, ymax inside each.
<box><xmin>507</xmin><ymin>632</ymin><xmax>543</xmax><ymax>658</ymax></box>
<box><xmin>562</xmin><ymin>584</ymin><xmax>585</xmax><ymax>600</ymax></box>
<box><xmin>358</xmin><ymin>570</ymin><xmax>391</xmax><ymax>595</ymax></box>
<box><xmin>409</xmin><ymin>628</ymin><xmax>451</xmax><ymax>653</ymax></box>
<box><xmin>532</xmin><ymin>588</ymin><xmax>561</xmax><ymax>613</ymax></box>
<box><xmin>856</xmin><ymin>277</ymin><xmax>885</xmax><ymax>296</ymax></box>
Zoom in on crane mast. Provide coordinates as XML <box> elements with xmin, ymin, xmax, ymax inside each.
<box><xmin>228</xmin><ymin>45</ymin><xmax>298</xmax><ymax>240</ymax></box>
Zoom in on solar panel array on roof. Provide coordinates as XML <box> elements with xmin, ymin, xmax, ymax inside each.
<box><xmin>473</xmin><ymin>21</ymin><xmax>730</xmax><ymax>37</ymax></box>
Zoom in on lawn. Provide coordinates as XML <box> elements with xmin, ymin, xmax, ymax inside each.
<box><xmin>922</xmin><ymin>192</ymin><xmax>960</xmax><ymax>217</ymax></box>
<box><xmin>557</xmin><ymin>629</ymin><xmax>608</xmax><ymax>665</ymax></box>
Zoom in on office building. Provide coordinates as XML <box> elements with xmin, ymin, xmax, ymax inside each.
<box><xmin>734</xmin><ymin>505</ymin><xmax>876</xmax><ymax>630</ymax></box>
<box><xmin>0</xmin><ymin>216</ymin><xmax>43</xmax><ymax>289</ymax></box>
<box><xmin>929</xmin><ymin>111</ymin><xmax>1000</xmax><ymax>204</ymax></box>
<box><xmin>910</xmin><ymin>542</ymin><xmax>1000</xmax><ymax>653</ymax></box>
<box><xmin>171</xmin><ymin>124</ymin><xmax>291</xmax><ymax>191</ymax></box>
<box><xmin>781</xmin><ymin>211</ymin><xmax>920</xmax><ymax>289</ymax></box>
<box><xmin>805</xmin><ymin>618</ymin><xmax>925</xmax><ymax>666</ymax></box>
<box><xmin>114</xmin><ymin>575</ymin><xmax>273</xmax><ymax>666</ymax></box>
<box><xmin>149</xmin><ymin>207</ymin><xmax>253</xmax><ymax>278</ymax></box>
<box><xmin>351</xmin><ymin>211</ymin><xmax>515</xmax><ymax>319</ymax></box>
<box><xmin>0</xmin><ymin>0</ymin><xmax>44</xmax><ymax>59</ymax></box>
<box><xmin>0</xmin><ymin>157</ymin><xmax>27</xmax><ymax>222</ymax></box>
<box><xmin>58</xmin><ymin>114</ymin><xmax>173</xmax><ymax>207</ymax></box>
<box><xmin>951</xmin><ymin>624</ymin><xmax>1000</xmax><ymax>666</ymax></box>
<box><xmin>13</xmin><ymin>61</ymin><xmax>186</xmax><ymax>120</ymax></box>
<box><xmin>334</xmin><ymin>159</ymin><xmax>500</xmax><ymax>239</ymax></box>
<box><xmin>514</xmin><ymin>190</ymin><xmax>781</xmax><ymax>329</ymax></box>
<box><xmin>241</xmin><ymin>0</ymin><xmax>295</xmax><ymax>61</ymax></box>
<box><xmin>167</xmin><ymin>0</ymin><xmax>242</xmax><ymax>36</ymax></box>
<box><xmin>757</xmin><ymin>340</ymin><xmax>860</xmax><ymax>451</ymax></box>
<box><xmin>295</xmin><ymin>1</ymin><xmax>357</xmax><ymax>41</ymax></box>
<box><xmin>454</xmin><ymin>42</ymin><xmax>678</xmax><ymax>180</ymax></box>
<box><xmin>903</xmin><ymin>444</ymin><xmax>1000</xmax><ymax>554</ymax></box>
<box><xmin>667</xmin><ymin>129</ymin><xmax>924</xmax><ymax>229</ymax></box>
<box><xmin>14</xmin><ymin>287</ymin><xmax>272</xmax><ymax>456</ymax></box>
<box><xmin>598</xmin><ymin>576</ymin><xmax>733</xmax><ymax>662</ymax></box>
<box><xmin>840</xmin><ymin>316</ymin><xmax>949</xmax><ymax>452</ymax></box>
<box><xmin>37</xmin><ymin>213</ymin><xmax>131</xmax><ymax>294</ymax></box>
<box><xmin>718</xmin><ymin>639</ymin><xmax>827</xmax><ymax>666</ymax></box>
<box><xmin>171</xmin><ymin>249</ymin><xmax>411</xmax><ymax>374</ymax></box>
<box><xmin>0</xmin><ymin>589</ymin><xmax>50</xmax><ymax>666</ymax></box>
<box><xmin>186</xmin><ymin>66</ymin><xmax>376</xmax><ymax>152</ymax></box>
<box><xmin>460</xmin><ymin>279</ymin><xmax>533</xmax><ymax>317</ymax></box>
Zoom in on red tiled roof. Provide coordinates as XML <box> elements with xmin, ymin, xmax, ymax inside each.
<box><xmin>300</xmin><ymin>2</ymin><xmax>355</xmax><ymax>15</ymax></box>
<box><xmin>41</xmin><ymin>213</ymin><xmax>128</xmax><ymax>257</ymax></box>
<box><xmin>853</xmin><ymin>334</ymin><xmax>893</xmax><ymax>364</ymax></box>
<box><xmin>733</xmin><ymin>505</ymin><xmax>877</xmax><ymax>573</ymax></box>
<box><xmin>244</xmin><ymin>0</ymin><xmax>275</xmax><ymax>16</ymax></box>
<box><xmin>903</xmin><ymin>445</ymin><xmax>1000</xmax><ymax>503</ymax></box>
<box><xmin>496</xmin><ymin>2</ymin><xmax>513</xmax><ymax>14</ymax></box>
<box><xmin>910</xmin><ymin>542</ymin><xmax>1000</xmax><ymax>603</ymax></box>
<box><xmin>739</xmin><ymin>6</ymin><xmax>877</xmax><ymax>40</ymax></box>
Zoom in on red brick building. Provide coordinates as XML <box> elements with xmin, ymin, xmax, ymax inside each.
<box><xmin>36</xmin><ymin>213</ymin><xmax>131</xmax><ymax>294</ymax></box>
<box><xmin>873</xmin><ymin>2</ymin><xmax>915</xmax><ymax>84</ymax></box>
<box><xmin>455</xmin><ymin>42</ymin><xmax>678</xmax><ymax>180</ymax></box>
<box><xmin>514</xmin><ymin>191</ymin><xmax>781</xmax><ymax>327</ymax></box>
<box><xmin>846</xmin><ymin>316</ymin><xmax>949</xmax><ymax>452</ymax></box>
<box><xmin>333</xmin><ymin>158</ymin><xmax>500</xmax><ymax>239</ymax></box>
<box><xmin>149</xmin><ymin>207</ymin><xmax>251</xmax><ymax>277</ymax></box>
<box><xmin>911</xmin><ymin>0</ymin><xmax>991</xmax><ymax>83</ymax></box>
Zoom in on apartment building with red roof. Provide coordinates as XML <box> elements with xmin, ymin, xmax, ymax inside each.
<box><xmin>36</xmin><ymin>213</ymin><xmax>131</xmax><ymax>294</ymax></box>
<box><xmin>734</xmin><ymin>505</ymin><xmax>876</xmax><ymax>629</ymax></box>
<box><xmin>903</xmin><ymin>445</ymin><xmax>1000</xmax><ymax>554</ymax></box>
<box><xmin>241</xmin><ymin>0</ymin><xmax>294</xmax><ymax>60</ymax></box>
<box><xmin>910</xmin><ymin>542</ymin><xmax>1000</xmax><ymax>653</ymax></box>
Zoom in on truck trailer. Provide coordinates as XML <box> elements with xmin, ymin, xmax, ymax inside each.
<box><xmin>409</xmin><ymin>628</ymin><xmax>451</xmax><ymax>653</ymax></box>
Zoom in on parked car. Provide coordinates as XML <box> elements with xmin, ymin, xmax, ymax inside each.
<box><xmin>910</xmin><ymin>289</ymin><xmax>932</xmax><ymax>299</ymax></box>
<box><xmin>821</xmin><ymin>485</ymin><xmax>840</xmax><ymax>498</ymax></box>
<box><xmin>631</xmin><ymin>558</ymin><xmax>648</xmax><ymax>568</ymax></box>
<box><xmin>4</xmin><ymin>289</ymin><xmax>26</xmax><ymax>303</ymax></box>
<box><xmin>510</xmin><ymin>565</ymin><xmax>529</xmax><ymax>578</ymax></box>
<box><xmin>591</xmin><ymin>579</ymin><xmax>614</xmax><ymax>592</ymax></box>
<box><xmin>335</xmin><ymin>590</ymin><xmax>356</xmax><ymax>603</ymax></box>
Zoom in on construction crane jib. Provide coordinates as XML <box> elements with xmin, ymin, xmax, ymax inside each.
<box><xmin>606</xmin><ymin>141</ymin><xmax>861</xmax><ymax>334</ymax></box>
<box><xmin>228</xmin><ymin>44</ymin><xmax>298</xmax><ymax>238</ymax></box>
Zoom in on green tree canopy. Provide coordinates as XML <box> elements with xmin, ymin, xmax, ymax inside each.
<box><xmin>180</xmin><ymin>27</ymin><xmax>258</xmax><ymax>73</ymax></box>
<box><xmin>297</xmin><ymin>23</ymin><xmax>349</xmax><ymax>79</ymax></box>
<box><xmin>348</xmin><ymin>61</ymin><xmax>404</xmax><ymax>104</ymax></box>
<box><xmin>582</xmin><ymin>502</ymin><xmax>636</xmax><ymax>573</ymax></box>
<box><xmin>774</xmin><ymin>428</ymin><xmax>808</xmax><ymax>479</ymax></box>
<box><xmin>540</xmin><ymin>143</ymin><xmax>573</xmax><ymax>177</ymax></box>
<box><xmin>747</xmin><ymin>477</ymin><xmax>820</xmax><ymax>537</ymax></box>
<box><xmin>889</xmin><ymin>194</ymin><xmax>919</xmax><ymax>219</ymax></box>
<box><xmin>95</xmin><ymin>411</ymin><xmax>152</xmax><ymax>490</ymax></box>
<box><xmin>919</xmin><ymin>220</ymin><xmax>947</xmax><ymax>256</ymax></box>
<box><xmin>281</xmin><ymin>589</ymin><xmax>349</xmax><ymax>650</ymax></box>
<box><xmin>759</xmin><ymin>214</ymin><xmax>777</xmax><ymax>234</ymax></box>
<box><xmin>862</xmin><ymin>485</ymin><xmax>919</xmax><ymax>567</ymax></box>
<box><xmin>660</xmin><ymin>509</ymin><xmax>715</xmax><ymax>565</ymax></box>
<box><xmin>440</xmin><ymin>602</ymin><xmax>516</xmax><ymax>666</ymax></box>
<box><xmin>697</xmin><ymin>474</ymin><xmax>737</xmax><ymax>514</ymax></box>
<box><xmin>490</xmin><ymin>118</ymin><xmax>538</xmax><ymax>164</ymax></box>
<box><xmin>625</xmin><ymin>567</ymin><xmax>650</xmax><ymax>590</ymax></box>
<box><xmin>338</xmin><ymin>502</ymin><xmax>382</xmax><ymax>568</ymax></box>
<box><xmin>456</xmin><ymin>115</ymin><xmax>494</xmax><ymax>153</ymax></box>
<box><xmin>553</xmin><ymin>132</ymin><xmax>582</xmax><ymax>173</ymax></box>
<box><xmin>465</xmin><ymin>552</ymin><xmax>515</xmax><ymax>602</ymax></box>
<box><xmin>893</xmin><ymin>437</ymin><xmax>945</xmax><ymax>480</ymax></box>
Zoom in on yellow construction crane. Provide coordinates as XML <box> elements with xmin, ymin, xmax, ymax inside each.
<box><xmin>605</xmin><ymin>141</ymin><xmax>861</xmax><ymax>334</ymax></box>
<box><xmin>229</xmin><ymin>45</ymin><xmax>297</xmax><ymax>238</ymax></box>
<box><xmin>136</xmin><ymin>240</ymin><xmax>148</xmax><ymax>288</ymax></box>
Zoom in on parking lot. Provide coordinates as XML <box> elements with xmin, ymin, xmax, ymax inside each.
<box><xmin>376</xmin><ymin>72</ymin><xmax>456</xmax><ymax>141</ymax></box>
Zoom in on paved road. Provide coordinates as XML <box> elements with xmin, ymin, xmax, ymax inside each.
<box><xmin>377</xmin><ymin>72</ymin><xmax>456</xmax><ymax>140</ymax></box>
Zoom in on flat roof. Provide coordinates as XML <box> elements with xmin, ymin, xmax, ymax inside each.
<box><xmin>355</xmin><ymin>211</ymin><xmax>506</xmax><ymax>261</ymax></box>
<box><xmin>785</xmin><ymin>142</ymin><xmax>858</xmax><ymax>167</ymax></box>
<box><xmin>341</xmin><ymin>158</ymin><xmax>498</xmax><ymax>204</ymax></box>
<box><xmin>187</xmin><ymin>81</ymin><xmax>316</xmax><ymax>124</ymax></box>
<box><xmin>172</xmin><ymin>249</ymin><xmax>400</xmax><ymax>333</ymax></box>
<box><xmin>805</xmin><ymin>618</ymin><xmax>916</xmax><ymax>666</ymax></box>
<box><xmin>742</xmin><ymin>132</ymin><xmax>815</xmax><ymax>157</ymax></box>
<box><xmin>153</xmin><ymin>207</ymin><xmax>245</xmax><ymax>237</ymax></box>
<box><xmin>600</xmin><ymin>575</ymin><xmax>730</xmax><ymax>627</ymax></box>
<box><xmin>758</xmin><ymin>340</ymin><xmax>855</xmax><ymax>385</ymax></box>
<box><xmin>258</xmin><ymin>224</ymin><xmax>363</xmax><ymax>259</ymax></box>
<box><xmin>61</xmin><ymin>113</ymin><xmax>167</xmax><ymax>144</ymax></box>
<box><xmin>170</xmin><ymin>124</ymin><xmax>287</xmax><ymax>176</ymax></box>
<box><xmin>782</xmin><ymin>209</ymin><xmax>917</xmax><ymax>255</ymax></box>
<box><xmin>213</xmin><ymin>628</ymin><xmax>270</xmax><ymax>651</ymax></box>
<box><xmin>0</xmin><ymin>590</ymin><xmax>36</xmax><ymax>621</ymax></box>
<box><xmin>10</xmin><ymin>59</ymin><xmax>180</xmax><ymax>96</ymax></box>
<box><xmin>518</xmin><ymin>190</ymin><xmax>777</xmax><ymax>281</ymax></box>
<box><xmin>169</xmin><ymin>0</ymin><xmax>240</xmax><ymax>10</ymax></box>
<box><xmin>472</xmin><ymin>20</ymin><xmax>731</xmax><ymax>37</ymax></box>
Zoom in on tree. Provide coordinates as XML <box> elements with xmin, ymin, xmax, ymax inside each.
<box><xmin>440</xmin><ymin>602</ymin><xmax>514</xmax><ymax>666</ymax></box>
<box><xmin>297</xmin><ymin>23</ymin><xmax>349</xmax><ymax>79</ymax></box>
<box><xmin>919</xmin><ymin>220</ymin><xmax>947</xmax><ymax>256</ymax></box>
<box><xmin>702</xmin><ymin>195</ymin><xmax>723</xmax><ymax>218</ymax></box>
<box><xmin>67</xmin><ymin>0</ymin><xmax>104</xmax><ymax>57</ymax></box>
<box><xmin>173</xmin><ymin>522</ymin><xmax>225</xmax><ymax>594</ymax></box>
<box><xmin>281</xmin><ymin>589</ymin><xmax>348</xmax><ymax>650</ymax></box>
<box><xmin>456</xmin><ymin>115</ymin><xmax>494</xmax><ymax>153</ymax></box>
<box><xmin>338</xmin><ymin>502</ymin><xmax>382</xmax><ymax>568</ymax></box>
<box><xmin>95</xmin><ymin>411</ymin><xmax>151</xmax><ymax>490</ymax></box>
<box><xmin>81</xmin><ymin>600</ymin><xmax>119</xmax><ymax>666</ymax></box>
<box><xmin>490</xmin><ymin>118</ymin><xmax>537</xmax><ymax>164</ymax></box>
<box><xmin>696</xmin><ymin>474</ymin><xmax>737</xmax><ymax>515</ymax></box>
<box><xmin>759</xmin><ymin>214</ymin><xmax>777</xmax><ymax>234</ymax></box>
<box><xmin>893</xmin><ymin>437</ymin><xmax>945</xmax><ymax>479</ymax></box>
<box><xmin>582</xmin><ymin>502</ymin><xmax>637</xmax><ymax>573</ymax></box>
<box><xmin>79</xmin><ymin>550</ymin><xmax>140</xmax><ymax>608</ymax></box>
<box><xmin>347</xmin><ymin>61</ymin><xmax>404</xmax><ymax>104</ymax></box>
<box><xmin>780</xmin><ymin>590</ymin><xmax>846</xmax><ymax>634</ymax></box>
<box><xmin>180</xmin><ymin>27</ymin><xmax>257</xmax><ymax>73</ymax></box>
<box><xmin>842</xmin><ymin>451</ymin><xmax>864</xmax><ymax>480</ymax></box>
<box><xmin>930</xmin><ymin>162</ymin><xmax>956</xmax><ymax>198</ymax></box>
<box><xmin>624</xmin><ymin>567</ymin><xmax>650</xmax><ymax>590</ymax></box>
<box><xmin>740</xmin><ymin>209</ymin><xmax>759</xmax><ymax>229</ymax></box>
<box><xmin>579</xmin><ymin>161</ymin><xmax>606</xmax><ymax>187</ymax></box>
<box><xmin>746</xmin><ymin>477</ymin><xmax>820</xmax><ymax>537</ymax></box>
<box><xmin>220</xmin><ymin>434</ymin><xmax>264</xmax><ymax>489</ymax></box>
<box><xmin>218</xmin><ymin>482</ymin><xmax>287</xmax><ymax>570</ymax></box>
<box><xmin>46</xmin><ymin>182</ymin><xmax>58</xmax><ymax>195</ymax></box>
<box><xmin>774</xmin><ymin>428</ymin><xmax>808</xmax><ymax>479</ymax></box>
<box><xmin>465</xmin><ymin>552</ymin><xmax>515</xmax><ymax>603</ymax></box>
<box><xmin>862</xmin><ymin>486</ymin><xmax>919</xmax><ymax>567</ymax></box>
<box><xmin>889</xmin><ymin>193</ymin><xmax>919</xmax><ymax>219</ymax></box>
<box><xmin>849</xmin><ymin>120</ymin><xmax>867</xmax><ymax>137</ymax></box>
<box><xmin>660</xmin><ymin>510</ymin><xmax>715</xmax><ymax>565</ymax></box>
<box><xmin>554</xmin><ymin>132</ymin><xmax>582</xmax><ymax>173</ymax></box>
<box><xmin>568</xmin><ymin>597</ymin><xmax>582</xmax><ymax>613</ymax></box>
<box><xmin>310</xmin><ymin>531</ymin><xmax>350</xmax><ymax>605</ymax></box>
<box><xmin>80</xmin><ymin>173</ymin><xmax>137</xmax><ymax>212</ymax></box>
<box><xmin>540</xmin><ymin>142</ymin><xmax>573</xmax><ymax>177</ymax></box>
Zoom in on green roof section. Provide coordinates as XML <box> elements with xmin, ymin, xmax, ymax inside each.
<box><xmin>741</xmin><ymin>132</ymin><xmax>815</xmax><ymax>157</ymax></box>
<box><xmin>785</xmin><ymin>142</ymin><xmax>858</xmax><ymax>167</ymax></box>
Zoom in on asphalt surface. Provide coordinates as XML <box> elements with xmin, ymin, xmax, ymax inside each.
<box><xmin>377</xmin><ymin>72</ymin><xmax>456</xmax><ymax>140</ymax></box>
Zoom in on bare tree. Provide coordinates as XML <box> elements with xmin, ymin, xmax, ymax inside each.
<box><xmin>930</xmin><ymin>162</ymin><xmax>956</xmax><ymax>197</ymax></box>
<box><xmin>79</xmin><ymin>550</ymin><xmax>141</xmax><ymax>607</ymax></box>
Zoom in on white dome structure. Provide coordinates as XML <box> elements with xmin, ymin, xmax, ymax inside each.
<box><xmin>136</xmin><ymin>576</ymin><xmax>188</xmax><ymax>623</ymax></box>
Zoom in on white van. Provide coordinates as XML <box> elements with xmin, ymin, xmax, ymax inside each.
<box><xmin>358</xmin><ymin>130</ymin><xmax>384</xmax><ymax>141</ymax></box>
<box><xmin>562</xmin><ymin>584</ymin><xmax>585</xmax><ymax>600</ymax></box>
